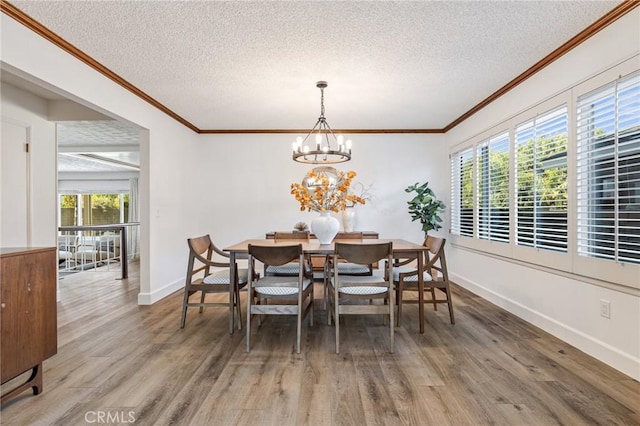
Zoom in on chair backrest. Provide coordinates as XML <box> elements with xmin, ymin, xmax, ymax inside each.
<box><xmin>249</xmin><ymin>244</ymin><xmax>303</xmax><ymax>267</ymax></box>
<box><xmin>186</xmin><ymin>234</ymin><xmax>230</xmax><ymax>281</ymax></box>
<box><xmin>424</xmin><ymin>236</ymin><xmax>448</xmax><ymax>281</ymax></box>
<box><xmin>334</xmin><ymin>232</ymin><xmax>363</xmax><ymax>240</ymax></box>
<box><xmin>334</xmin><ymin>242</ymin><xmax>392</xmax><ymax>266</ymax></box>
<box><xmin>274</xmin><ymin>232</ymin><xmax>310</xmax><ymax>242</ymax></box>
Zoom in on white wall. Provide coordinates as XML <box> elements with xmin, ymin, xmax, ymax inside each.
<box><xmin>182</xmin><ymin>133</ymin><xmax>448</xmax><ymax>249</ymax></box>
<box><xmin>1</xmin><ymin>82</ymin><xmax>56</xmax><ymax>247</ymax></box>
<box><xmin>445</xmin><ymin>10</ymin><xmax>640</xmax><ymax>380</ymax></box>
<box><xmin>1</xmin><ymin>14</ymin><xmax>199</xmax><ymax>304</ymax></box>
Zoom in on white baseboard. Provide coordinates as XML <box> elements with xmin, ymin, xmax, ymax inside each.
<box><xmin>451</xmin><ymin>271</ymin><xmax>640</xmax><ymax>381</ymax></box>
<box><xmin>137</xmin><ymin>278</ymin><xmax>183</xmax><ymax>305</ymax></box>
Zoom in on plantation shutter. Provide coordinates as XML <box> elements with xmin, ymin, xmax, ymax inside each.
<box><xmin>476</xmin><ymin>132</ymin><xmax>510</xmax><ymax>242</ymax></box>
<box><xmin>577</xmin><ymin>71</ymin><xmax>640</xmax><ymax>264</ymax></box>
<box><xmin>451</xmin><ymin>147</ymin><xmax>474</xmax><ymax>237</ymax></box>
<box><xmin>515</xmin><ymin>106</ymin><xmax>568</xmax><ymax>252</ymax></box>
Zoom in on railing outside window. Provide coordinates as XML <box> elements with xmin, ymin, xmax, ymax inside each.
<box><xmin>58</xmin><ymin>223</ymin><xmax>139</xmax><ymax>279</ymax></box>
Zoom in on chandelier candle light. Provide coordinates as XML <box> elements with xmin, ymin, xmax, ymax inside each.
<box><xmin>292</xmin><ymin>81</ymin><xmax>352</xmax><ymax>164</ymax></box>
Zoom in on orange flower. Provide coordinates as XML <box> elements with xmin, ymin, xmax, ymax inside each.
<box><xmin>290</xmin><ymin>168</ymin><xmax>365</xmax><ymax>213</ymax></box>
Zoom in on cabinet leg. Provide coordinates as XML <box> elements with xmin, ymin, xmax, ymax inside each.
<box><xmin>1</xmin><ymin>363</ymin><xmax>43</xmax><ymax>404</ymax></box>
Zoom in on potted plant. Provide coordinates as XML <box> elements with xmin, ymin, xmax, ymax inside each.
<box><xmin>405</xmin><ymin>181</ymin><xmax>445</xmax><ymax>235</ymax></box>
<box><xmin>293</xmin><ymin>222</ymin><xmax>309</xmax><ymax>233</ymax></box>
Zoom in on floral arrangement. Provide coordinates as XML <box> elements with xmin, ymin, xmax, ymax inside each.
<box><xmin>291</xmin><ymin>168</ymin><xmax>366</xmax><ymax>212</ymax></box>
<box><xmin>347</xmin><ymin>181</ymin><xmax>374</xmax><ymax>207</ymax></box>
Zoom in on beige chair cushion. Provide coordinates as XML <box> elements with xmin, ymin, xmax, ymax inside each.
<box><xmin>392</xmin><ymin>266</ymin><xmax>433</xmax><ymax>283</ymax></box>
<box><xmin>203</xmin><ymin>268</ymin><xmax>249</xmax><ymax>285</ymax></box>
<box><xmin>254</xmin><ymin>276</ymin><xmax>312</xmax><ymax>296</ymax></box>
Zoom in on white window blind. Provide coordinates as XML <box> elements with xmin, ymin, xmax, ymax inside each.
<box><xmin>476</xmin><ymin>132</ymin><xmax>510</xmax><ymax>242</ymax></box>
<box><xmin>515</xmin><ymin>106</ymin><xmax>568</xmax><ymax>252</ymax></box>
<box><xmin>450</xmin><ymin>147</ymin><xmax>474</xmax><ymax>237</ymax></box>
<box><xmin>577</xmin><ymin>71</ymin><xmax>640</xmax><ymax>265</ymax></box>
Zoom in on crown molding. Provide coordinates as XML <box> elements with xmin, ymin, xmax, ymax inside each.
<box><xmin>2</xmin><ymin>0</ymin><xmax>637</xmax><ymax>135</ymax></box>
<box><xmin>0</xmin><ymin>0</ymin><xmax>199</xmax><ymax>133</ymax></box>
<box><xmin>197</xmin><ymin>128</ymin><xmax>444</xmax><ymax>134</ymax></box>
<box><xmin>442</xmin><ymin>0</ymin><xmax>639</xmax><ymax>132</ymax></box>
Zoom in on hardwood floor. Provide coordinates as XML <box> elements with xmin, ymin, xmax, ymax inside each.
<box><xmin>1</xmin><ymin>263</ymin><xmax>638</xmax><ymax>425</ymax></box>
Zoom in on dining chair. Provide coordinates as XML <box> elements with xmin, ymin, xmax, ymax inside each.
<box><xmin>322</xmin><ymin>232</ymin><xmax>373</xmax><ymax>308</ymax></box>
<box><xmin>393</xmin><ymin>236</ymin><xmax>454</xmax><ymax>326</ymax></box>
<box><xmin>328</xmin><ymin>241</ymin><xmax>394</xmax><ymax>353</ymax></box>
<box><xmin>180</xmin><ymin>234</ymin><xmax>248</xmax><ymax>334</ymax></box>
<box><xmin>246</xmin><ymin>243</ymin><xmax>314</xmax><ymax>353</ymax></box>
<box><xmin>264</xmin><ymin>232</ymin><xmax>313</xmax><ymax>278</ymax></box>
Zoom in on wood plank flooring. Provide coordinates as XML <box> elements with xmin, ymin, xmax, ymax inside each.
<box><xmin>1</xmin><ymin>263</ymin><xmax>638</xmax><ymax>425</ymax></box>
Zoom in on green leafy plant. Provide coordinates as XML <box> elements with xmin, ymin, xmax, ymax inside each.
<box><xmin>405</xmin><ymin>182</ymin><xmax>446</xmax><ymax>235</ymax></box>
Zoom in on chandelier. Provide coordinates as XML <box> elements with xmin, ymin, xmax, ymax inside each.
<box><xmin>292</xmin><ymin>81</ymin><xmax>352</xmax><ymax>164</ymax></box>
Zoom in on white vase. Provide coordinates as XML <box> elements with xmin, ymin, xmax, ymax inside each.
<box><xmin>341</xmin><ymin>207</ymin><xmax>357</xmax><ymax>232</ymax></box>
<box><xmin>311</xmin><ymin>212</ymin><xmax>340</xmax><ymax>244</ymax></box>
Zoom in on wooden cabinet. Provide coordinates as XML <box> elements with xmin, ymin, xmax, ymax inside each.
<box><xmin>1</xmin><ymin>247</ymin><xmax>57</xmax><ymax>403</ymax></box>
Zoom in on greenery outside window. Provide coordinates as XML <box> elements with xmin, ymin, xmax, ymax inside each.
<box><xmin>60</xmin><ymin>193</ymin><xmax>130</xmax><ymax>226</ymax></box>
<box><xmin>450</xmin><ymin>148</ymin><xmax>474</xmax><ymax>237</ymax></box>
<box><xmin>515</xmin><ymin>106</ymin><xmax>568</xmax><ymax>252</ymax></box>
<box><xmin>577</xmin><ymin>71</ymin><xmax>640</xmax><ymax>265</ymax></box>
<box><xmin>476</xmin><ymin>131</ymin><xmax>510</xmax><ymax>243</ymax></box>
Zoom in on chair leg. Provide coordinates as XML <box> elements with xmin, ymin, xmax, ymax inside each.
<box><xmin>199</xmin><ymin>290</ymin><xmax>206</xmax><ymax>313</ymax></box>
<box><xmin>327</xmin><ymin>284</ymin><xmax>332</xmax><ymax>326</ymax></box>
<box><xmin>246</xmin><ymin>287</ymin><xmax>252</xmax><ymax>353</ymax></box>
<box><xmin>323</xmin><ymin>262</ymin><xmax>329</xmax><ymax>311</ymax></box>
<box><xmin>396</xmin><ymin>282</ymin><xmax>403</xmax><ymax>327</ymax></box>
<box><xmin>310</xmin><ymin>285</ymin><xmax>314</xmax><ymax>327</ymax></box>
<box><xmin>296</xmin><ymin>308</ymin><xmax>302</xmax><ymax>355</ymax></box>
<box><xmin>389</xmin><ymin>288</ymin><xmax>394</xmax><ymax>353</ymax></box>
<box><xmin>180</xmin><ymin>288</ymin><xmax>190</xmax><ymax>328</ymax></box>
<box><xmin>431</xmin><ymin>288</ymin><xmax>437</xmax><ymax>311</ymax></box>
<box><xmin>445</xmin><ymin>286</ymin><xmax>455</xmax><ymax>325</ymax></box>
<box><xmin>335</xmin><ymin>291</ymin><xmax>340</xmax><ymax>354</ymax></box>
<box><xmin>235</xmin><ymin>285</ymin><xmax>243</xmax><ymax>331</ymax></box>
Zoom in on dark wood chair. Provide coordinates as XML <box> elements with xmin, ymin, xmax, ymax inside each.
<box><xmin>180</xmin><ymin>234</ymin><xmax>247</xmax><ymax>334</ymax></box>
<box><xmin>246</xmin><ymin>244</ymin><xmax>314</xmax><ymax>353</ymax></box>
<box><xmin>264</xmin><ymin>232</ymin><xmax>313</xmax><ymax>278</ymax></box>
<box><xmin>328</xmin><ymin>242</ymin><xmax>394</xmax><ymax>353</ymax></box>
<box><xmin>393</xmin><ymin>236</ymin><xmax>454</xmax><ymax>326</ymax></box>
<box><xmin>323</xmin><ymin>232</ymin><xmax>373</xmax><ymax>307</ymax></box>
<box><xmin>333</xmin><ymin>232</ymin><xmax>373</xmax><ymax>274</ymax></box>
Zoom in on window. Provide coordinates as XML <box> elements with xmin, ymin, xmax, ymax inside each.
<box><xmin>450</xmin><ymin>148</ymin><xmax>474</xmax><ymax>237</ymax></box>
<box><xmin>59</xmin><ymin>193</ymin><xmax>130</xmax><ymax>226</ymax></box>
<box><xmin>476</xmin><ymin>132</ymin><xmax>510</xmax><ymax>242</ymax></box>
<box><xmin>515</xmin><ymin>106</ymin><xmax>568</xmax><ymax>252</ymax></box>
<box><xmin>577</xmin><ymin>71</ymin><xmax>640</xmax><ymax>265</ymax></box>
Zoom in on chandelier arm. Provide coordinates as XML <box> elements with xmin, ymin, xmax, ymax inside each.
<box><xmin>301</xmin><ymin>119</ymin><xmax>323</xmax><ymax>145</ymax></box>
<box><xmin>322</xmin><ymin>121</ymin><xmax>339</xmax><ymax>150</ymax></box>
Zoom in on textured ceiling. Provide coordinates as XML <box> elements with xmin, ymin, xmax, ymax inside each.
<box><xmin>58</xmin><ymin>154</ymin><xmax>136</xmax><ymax>173</ymax></box>
<box><xmin>57</xmin><ymin>121</ymin><xmax>140</xmax><ymax>173</ymax></box>
<box><xmin>10</xmin><ymin>0</ymin><xmax>625</xmax><ymax>131</ymax></box>
<box><xmin>57</xmin><ymin>121</ymin><xmax>141</xmax><ymax>146</ymax></box>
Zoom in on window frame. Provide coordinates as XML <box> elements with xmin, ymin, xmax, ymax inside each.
<box><xmin>449</xmin><ymin>57</ymin><xmax>639</xmax><ymax>290</ymax></box>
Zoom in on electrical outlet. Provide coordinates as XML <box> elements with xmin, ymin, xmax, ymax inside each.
<box><xmin>600</xmin><ymin>300</ymin><xmax>611</xmax><ymax>319</ymax></box>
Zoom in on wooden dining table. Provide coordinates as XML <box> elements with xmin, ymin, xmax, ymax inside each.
<box><xmin>224</xmin><ymin>238</ymin><xmax>430</xmax><ymax>333</ymax></box>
